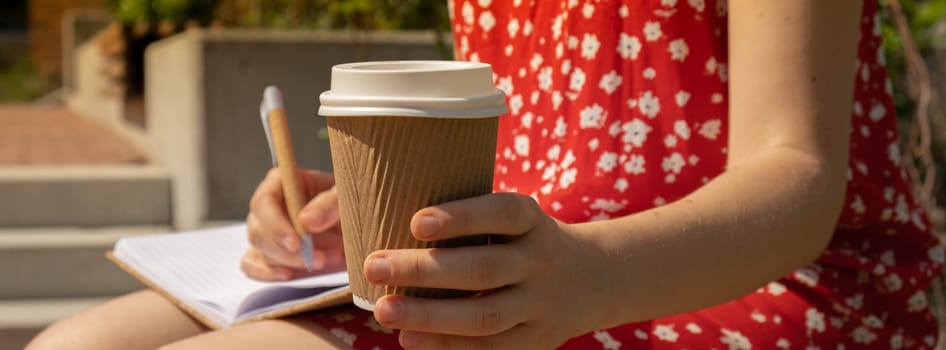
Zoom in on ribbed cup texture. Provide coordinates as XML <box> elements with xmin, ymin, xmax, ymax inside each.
<box><xmin>326</xmin><ymin>116</ymin><xmax>498</xmax><ymax>308</ymax></box>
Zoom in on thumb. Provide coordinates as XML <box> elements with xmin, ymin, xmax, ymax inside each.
<box><xmin>300</xmin><ymin>186</ymin><xmax>340</xmax><ymax>233</ymax></box>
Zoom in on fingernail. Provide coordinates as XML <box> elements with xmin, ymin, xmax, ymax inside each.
<box><xmin>414</xmin><ymin>215</ymin><xmax>440</xmax><ymax>239</ymax></box>
<box><xmin>277</xmin><ymin>270</ymin><xmax>292</xmax><ymax>280</ymax></box>
<box><xmin>399</xmin><ymin>330</ymin><xmax>422</xmax><ymax>348</ymax></box>
<box><xmin>281</xmin><ymin>235</ymin><xmax>297</xmax><ymax>252</ymax></box>
<box><xmin>376</xmin><ymin>299</ymin><xmax>400</xmax><ymax>325</ymax></box>
<box><xmin>365</xmin><ymin>256</ymin><xmax>392</xmax><ymax>283</ymax></box>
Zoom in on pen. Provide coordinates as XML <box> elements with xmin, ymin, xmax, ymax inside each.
<box><xmin>260</xmin><ymin>86</ymin><xmax>315</xmax><ymax>271</ymax></box>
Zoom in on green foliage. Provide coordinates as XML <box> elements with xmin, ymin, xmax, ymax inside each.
<box><xmin>153</xmin><ymin>0</ymin><xmax>214</xmax><ymax>21</ymax></box>
<box><xmin>108</xmin><ymin>0</ymin><xmax>449</xmax><ymax>32</ymax></box>
<box><xmin>214</xmin><ymin>0</ymin><xmax>453</xmax><ymax>57</ymax></box>
<box><xmin>214</xmin><ymin>0</ymin><xmax>449</xmax><ymax>31</ymax></box>
<box><xmin>230</xmin><ymin>0</ymin><xmax>329</xmax><ymax>29</ymax></box>
<box><xmin>110</xmin><ymin>0</ymin><xmax>149</xmax><ymax>23</ymax></box>
<box><xmin>879</xmin><ymin>0</ymin><xmax>946</xmax><ymax>118</ymax></box>
<box><xmin>324</xmin><ymin>0</ymin><xmax>448</xmax><ymax>30</ymax></box>
<box><xmin>108</xmin><ymin>0</ymin><xmax>218</xmax><ymax>23</ymax></box>
<box><xmin>0</xmin><ymin>59</ymin><xmax>49</xmax><ymax>102</ymax></box>
<box><xmin>879</xmin><ymin>0</ymin><xmax>946</xmax><ymax>207</ymax></box>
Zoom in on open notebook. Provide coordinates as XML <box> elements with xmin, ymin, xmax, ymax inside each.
<box><xmin>107</xmin><ymin>224</ymin><xmax>352</xmax><ymax>329</ymax></box>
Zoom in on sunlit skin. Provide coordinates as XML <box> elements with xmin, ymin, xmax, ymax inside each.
<box><xmin>26</xmin><ymin>1</ymin><xmax>863</xmax><ymax>349</ymax></box>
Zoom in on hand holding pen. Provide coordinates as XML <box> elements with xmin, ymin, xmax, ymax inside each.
<box><xmin>240</xmin><ymin>86</ymin><xmax>346</xmax><ymax>281</ymax></box>
<box><xmin>260</xmin><ymin>86</ymin><xmax>315</xmax><ymax>270</ymax></box>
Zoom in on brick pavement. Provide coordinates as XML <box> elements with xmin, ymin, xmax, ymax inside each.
<box><xmin>0</xmin><ymin>104</ymin><xmax>146</xmax><ymax>165</ymax></box>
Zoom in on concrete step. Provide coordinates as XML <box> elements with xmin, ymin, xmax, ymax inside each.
<box><xmin>0</xmin><ymin>297</ymin><xmax>108</xmax><ymax>350</ymax></box>
<box><xmin>0</xmin><ymin>166</ymin><xmax>171</xmax><ymax>227</ymax></box>
<box><xmin>0</xmin><ymin>226</ymin><xmax>171</xmax><ymax>299</ymax></box>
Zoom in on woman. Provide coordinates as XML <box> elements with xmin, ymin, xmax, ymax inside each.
<box><xmin>28</xmin><ymin>1</ymin><xmax>943</xmax><ymax>349</ymax></box>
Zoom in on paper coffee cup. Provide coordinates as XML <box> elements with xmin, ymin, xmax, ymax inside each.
<box><xmin>318</xmin><ymin>61</ymin><xmax>507</xmax><ymax>311</ymax></box>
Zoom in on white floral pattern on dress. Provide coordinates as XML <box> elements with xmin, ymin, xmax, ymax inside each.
<box><xmin>618</xmin><ymin>33</ymin><xmax>643</xmax><ymax>60</ymax></box>
<box><xmin>720</xmin><ymin>329</ymin><xmax>752</xmax><ymax>350</ymax></box>
<box><xmin>594</xmin><ymin>330</ymin><xmax>622</xmax><ymax>349</ymax></box>
<box><xmin>644</xmin><ymin>21</ymin><xmax>663</xmax><ymax>42</ymax></box>
<box><xmin>329</xmin><ymin>328</ymin><xmax>357</xmax><ymax>346</ymax></box>
<box><xmin>805</xmin><ymin>308</ymin><xmax>826</xmax><ymax>333</ymax></box>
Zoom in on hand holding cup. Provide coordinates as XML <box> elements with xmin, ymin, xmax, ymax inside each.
<box><xmin>319</xmin><ymin>60</ymin><xmax>508</xmax><ymax>310</ymax></box>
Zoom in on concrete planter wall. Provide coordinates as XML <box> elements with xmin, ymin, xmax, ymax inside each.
<box><xmin>61</xmin><ymin>9</ymin><xmax>110</xmax><ymax>94</ymax></box>
<box><xmin>145</xmin><ymin>29</ymin><xmax>449</xmax><ymax>229</ymax></box>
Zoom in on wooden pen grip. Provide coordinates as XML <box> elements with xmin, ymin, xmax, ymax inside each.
<box><xmin>267</xmin><ymin>110</ymin><xmax>307</xmax><ymax>236</ymax></box>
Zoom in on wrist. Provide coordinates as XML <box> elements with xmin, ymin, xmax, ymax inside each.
<box><xmin>563</xmin><ymin>221</ymin><xmax>625</xmax><ymax>331</ymax></box>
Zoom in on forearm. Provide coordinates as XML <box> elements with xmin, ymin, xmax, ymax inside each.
<box><xmin>580</xmin><ymin>145</ymin><xmax>847</xmax><ymax>328</ymax></box>
<box><xmin>577</xmin><ymin>0</ymin><xmax>862</xmax><ymax>329</ymax></box>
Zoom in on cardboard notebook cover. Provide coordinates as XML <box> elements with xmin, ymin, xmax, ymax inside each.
<box><xmin>106</xmin><ymin>251</ymin><xmax>352</xmax><ymax>330</ymax></box>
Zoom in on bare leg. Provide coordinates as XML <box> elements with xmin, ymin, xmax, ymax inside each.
<box><xmin>159</xmin><ymin>315</ymin><xmax>351</xmax><ymax>350</ymax></box>
<box><xmin>26</xmin><ymin>290</ymin><xmax>208</xmax><ymax>350</ymax></box>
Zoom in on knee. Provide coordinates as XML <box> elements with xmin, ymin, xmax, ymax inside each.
<box><xmin>26</xmin><ymin>293</ymin><xmax>180</xmax><ymax>350</ymax></box>
<box><xmin>24</xmin><ymin>323</ymin><xmax>63</xmax><ymax>350</ymax></box>
<box><xmin>26</xmin><ymin>316</ymin><xmax>102</xmax><ymax>350</ymax></box>
<box><xmin>156</xmin><ymin>343</ymin><xmax>183</xmax><ymax>350</ymax></box>
<box><xmin>156</xmin><ymin>336</ymin><xmax>208</xmax><ymax>350</ymax></box>
<box><xmin>156</xmin><ymin>336</ymin><xmax>212</xmax><ymax>350</ymax></box>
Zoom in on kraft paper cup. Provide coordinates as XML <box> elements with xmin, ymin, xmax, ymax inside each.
<box><xmin>318</xmin><ymin>61</ymin><xmax>507</xmax><ymax>311</ymax></box>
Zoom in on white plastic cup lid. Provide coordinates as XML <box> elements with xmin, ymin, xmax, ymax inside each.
<box><xmin>318</xmin><ymin>61</ymin><xmax>508</xmax><ymax>118</ymax></box>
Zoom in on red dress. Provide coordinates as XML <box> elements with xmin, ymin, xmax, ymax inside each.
<box><xmin>311</xmin><ymin>0</ymin><xmax>944</xmax><ymax>348</ymax></box>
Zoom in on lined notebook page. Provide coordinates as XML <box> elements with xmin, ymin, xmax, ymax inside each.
<box><xmin>112</xmin><ymin>224</ymin><xmax>348</xmax><ymax>325</ymax></box>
